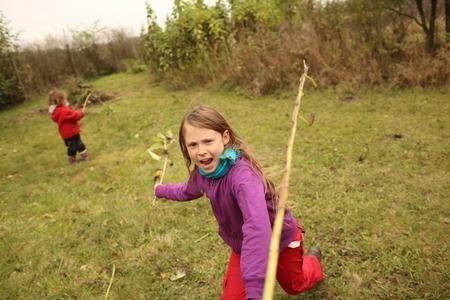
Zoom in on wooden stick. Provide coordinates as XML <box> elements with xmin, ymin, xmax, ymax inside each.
<box><xmin>104</xmin><ymin>263</ymin><xmax>116</xmax><ymax>300</ymax></box>
<box><xmin>82</xmin><ymin>92</ymin><xmax>92</xmax><ymax>112</ymax></box>
<box><xmin>263</xmin><ymin>61</ymin><xmax>309</xmax><ymax>300</ymax></box>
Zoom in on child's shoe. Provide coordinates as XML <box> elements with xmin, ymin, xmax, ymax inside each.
<box><xmin>80</xmin><ymin>150</ymin><xmax>89</xmax><ymax>162</ymax></box>
<box><xmin>68</xmin><ymin>156</ymin><xmax>76</xmax><ymax>164</ymax></box>
<box><xmin>307</xmin><ymin>246</ymin><xmax>322</xmax><ymax>262</ymax></box>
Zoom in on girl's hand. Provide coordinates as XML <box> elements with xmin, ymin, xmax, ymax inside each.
<box><xmin>153</xmin><ymin>183</ymin><xmax>161</xmax><ymax>195</ymax></box>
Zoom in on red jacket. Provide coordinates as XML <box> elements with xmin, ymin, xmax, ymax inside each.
<box><xmin>51</xmin><ymin>106</ymin><xmax>85</xmax><ymax>139</ymax></box>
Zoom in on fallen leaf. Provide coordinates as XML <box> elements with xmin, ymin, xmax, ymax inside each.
<box><xmin>170</xmin><ymin>270</ymin><xmax>186</xmax><ymax>281</ymax></box>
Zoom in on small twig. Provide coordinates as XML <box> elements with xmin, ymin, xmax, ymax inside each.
<box><xmin>299</xmin><ymin>115</ymin><xmax>314</xmax><ymax>126</ymax></box>
<box><xmin>57</xmin><ymin>258</ymin><xmax>64</xmax><ymax>273</ymax></box>
<box><xmin>104</xmin><ymin>264</ymin><xmax>116</xmax><ymax>300</ymax></box>
<box><xmin>194</xmin><ymin>233</ymin><xmax>211</xmax><ymax>243</ymax></box>
<box><xmin>82</xmin><ymin>93</ymin><xmax>92</xmax><ymax>112</ymax></box>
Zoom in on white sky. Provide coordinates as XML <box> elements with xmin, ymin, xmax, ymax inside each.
<box><xmin>1</xmin><ymin>0</ymin><xmax>175</xmax><ymax>44</ymax></box>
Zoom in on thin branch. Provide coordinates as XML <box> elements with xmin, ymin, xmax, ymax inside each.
<box><xmin>387</xmin><ymin>7</ymin><xmax>423</xmax><ymax>28</ymax></box>
<box><xmin>82</xmin><ymin>92</ymin><xmax>92</xmax><ymax>112</ymax></box>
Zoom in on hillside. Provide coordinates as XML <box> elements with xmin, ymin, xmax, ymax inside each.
<box><xmin>0</xmin><ymin>72</ymin><xmax>449</xmax><ymax>299</ymax></box>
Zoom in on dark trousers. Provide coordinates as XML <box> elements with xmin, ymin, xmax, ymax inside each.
<box><xmin>64</xmin><ymin>134</ymin><xmax>86</xmax><ymax>157</ymax></box>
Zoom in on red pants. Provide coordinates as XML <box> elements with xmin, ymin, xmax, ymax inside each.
<box><xmin>221</xmin><ymin>226</ymin><xmax>324</xmax><ymax>299</ymax></box>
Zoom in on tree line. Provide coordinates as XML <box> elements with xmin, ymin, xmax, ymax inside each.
<box><xmin>143</xmin><ymin>0</ymin><xmax>449</xmax><ymax>95</ymax></box>
<box><xmin>1</xmin><ymin>0</ymin><xmax>449</xmax><ymax>110</ymax></box>
<box><xmin>0</xmin><ymin>18</ymin><xmax>141</xmax><ymax>110</ymax></box>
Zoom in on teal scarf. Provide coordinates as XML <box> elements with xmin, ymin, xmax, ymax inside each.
<box><xmin>199</xmin><ymin>148</ymin><xmax>241</xmax><ymax>179</ymax></box>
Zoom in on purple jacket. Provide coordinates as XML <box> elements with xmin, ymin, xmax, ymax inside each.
<box><xmin>155</xmin><ymin>157</ymin><xmax>298</xmax><ymax>298</ymax></box>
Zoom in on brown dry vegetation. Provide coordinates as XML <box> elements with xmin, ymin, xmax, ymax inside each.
<box><xmin>225</xmin><ymin>19</ymin><xmax>450</xmax><ymax>95</ymax></box>
<box><xmin>18</xmin><ymin>27</ymin><xmax>142</xmax><ymax>92</ymax></box>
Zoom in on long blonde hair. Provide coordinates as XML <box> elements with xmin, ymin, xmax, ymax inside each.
<box><xmin>179</xmin><ymin>106</ymin><xmax>278</xmax><ymax>203</ymax></box>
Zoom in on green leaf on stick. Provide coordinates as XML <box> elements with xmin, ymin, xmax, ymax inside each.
<box><xmin>148</xmin><ymin>149</ymin><xmax>161</xmax><ymax>161</ymax></box>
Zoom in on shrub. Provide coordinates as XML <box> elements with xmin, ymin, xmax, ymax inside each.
<box><xmin>143</xmin><ymin>1</ymin><xmax>231</xmax><ymax>85</ymax></box>
<box><xmin>0</xmin><ymin>13</ymin><xmax>26</xmax><ymax>110</ymax></box>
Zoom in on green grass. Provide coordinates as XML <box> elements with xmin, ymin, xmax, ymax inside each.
<box><xmin>1</xmin><ymin>72</ymin><xmax>449</xmax><ymax>299</ymax></box>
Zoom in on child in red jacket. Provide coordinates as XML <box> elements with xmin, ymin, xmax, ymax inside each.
<box><xmin>48</xmin><ymin>90</ymin><xmax>89</xmax><ymax>164</ymax></box>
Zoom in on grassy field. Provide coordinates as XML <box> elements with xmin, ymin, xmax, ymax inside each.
<box><xmin>0</xmin><ymin>71</ymin><xmax>449</xmax><ymax>299</ymax></box>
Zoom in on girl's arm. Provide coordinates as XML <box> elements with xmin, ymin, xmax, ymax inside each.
<box><xmin>155</xmin><ymin>172</ymin><xmax>203</xmax><ymax>201</ymax></box>
<box><xmin>232</xmin><ymin>168</ymin><xmax>272</xmax><ymax>299</ymax></box>
<box><xmin>64</xmin><ymin>108</ymin><xmax>85</xmax><ymax>122</ymax></box>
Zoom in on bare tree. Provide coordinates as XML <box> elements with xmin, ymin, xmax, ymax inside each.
<box><xmin>416</xmin><ymin>0</ymin><xmax>438</xmax><ymax>52</ymax></box>
<box><xmin>389</xmin><ymin>0</ymin><xmax>438</xmax><ymax>53</ymax></box>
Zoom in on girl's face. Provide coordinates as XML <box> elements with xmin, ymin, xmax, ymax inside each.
<box><xmin>183</xmin><ymin>123</ymin><xmax>230</xmax><ymax>173</ymax></box>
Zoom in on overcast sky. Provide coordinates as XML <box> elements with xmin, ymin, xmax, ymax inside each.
<box><xmin>1</xmin><ymin>0</ymin><xmax>176</xmax><ymax>44</ymax></box>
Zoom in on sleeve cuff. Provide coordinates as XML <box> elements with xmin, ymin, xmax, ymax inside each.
<box><xmin>155</xmin><ymin>185</ymin><xmax>164</xmax><ymax>198</ymax></box>
<box><xmin>244</xmin><ymin>278</ymin><xmax>264</xmax><ymax>299</ymax></box>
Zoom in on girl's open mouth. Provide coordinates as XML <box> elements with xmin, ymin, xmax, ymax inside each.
<box><xmin>200</xmin><ymin>158</ymin><xmax>213</xmax><ymax>166</ymax></box>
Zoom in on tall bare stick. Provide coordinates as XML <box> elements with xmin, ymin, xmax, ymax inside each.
<box><xmin>263</xmin><ymin>61</ymin><xmax>309</xmax><ymax>300</ymax></box>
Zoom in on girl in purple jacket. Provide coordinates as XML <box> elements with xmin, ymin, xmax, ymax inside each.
<box><xmin>155</xmin><ymin>106</ymin><xmax>324</xmax><ymax>299</ymax></box>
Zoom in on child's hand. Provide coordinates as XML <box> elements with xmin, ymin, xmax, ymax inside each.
<box><xmin>153</xmin><ymin>183</ymin><xmax>161</xmax><ymax>195</ymax></box>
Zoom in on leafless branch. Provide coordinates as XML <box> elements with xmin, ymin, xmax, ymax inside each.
<box><xmin>388</xmin><ymin>7</ymin><xmax>423</xmax><ymax>28</ymax></box>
